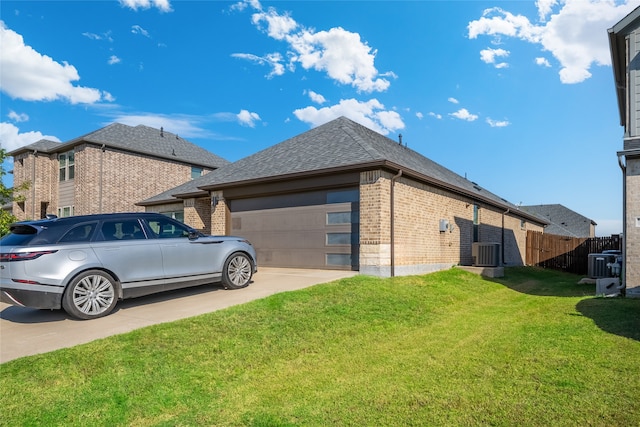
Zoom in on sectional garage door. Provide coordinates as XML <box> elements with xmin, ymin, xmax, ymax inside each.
<box><xmin>229</xmin><ymin>189</ymin><xmax>359</xmax><ymax>270</ymax></box>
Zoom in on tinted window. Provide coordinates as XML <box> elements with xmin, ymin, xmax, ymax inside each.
<box><xmin>145</xmin><ymin>217</ymin><xmax>191</xmax><ymax>239</ymax></box>
<box><xmin>59</xmin><ymin>223</ymin><xmax>97</xmax><ymax>243</ymax></box>
<box><xmin>0</xmin><ymin>225</ymin><xmax>38</xmax><ymax>246</ymax></box>
<box><xmin>98</xmin><ymin>220</ymin><xmax>146</xmax><ymax>241</ymax></box>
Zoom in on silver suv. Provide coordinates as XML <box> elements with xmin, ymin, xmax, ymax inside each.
<box><xmin>0</xmin><ymin>213</ymin><xmax>257</xmax><ymax>319</ymax></box>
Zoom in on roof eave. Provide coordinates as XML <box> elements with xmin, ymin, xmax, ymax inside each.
<box><xmin>196</xmin><ymin>160</ymin><xmax>548</xmax><ymax>226</ymax></box>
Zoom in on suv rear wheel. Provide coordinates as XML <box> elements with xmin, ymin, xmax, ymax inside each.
<box><xmin>62</xmin><ymin>270</ymin><xmax>118</xmax><ymax>319</ymax></box>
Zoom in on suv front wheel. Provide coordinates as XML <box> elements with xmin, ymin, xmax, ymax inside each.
<box><xmin>62</xmin><ymin>270</ymin><xmax>119</xmax><ymax>320</ymax></box>
<box><xmin>222</xmin><ymin>252</ymin><xmax>253</xmax><ymax>290</ymax></box>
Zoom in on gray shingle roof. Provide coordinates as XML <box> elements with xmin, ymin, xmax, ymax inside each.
<box><xmin>7</xmin><ymin>139</ymin><xmax>61</xmax><ymax>154</ymax></box>
<box><xmin>521</xmin><ymin>204</ymin><xmax>596</xmax><ymax>237</ymax></box>
<box><xmin>144</xmin><ymin>116</ymin><xmax>547</xmax><ymax>225</ymax></box>
<box><xmin>8</xmin><ymin>124</ymin><xmax>229</xmax><ymax>170</ymax></box>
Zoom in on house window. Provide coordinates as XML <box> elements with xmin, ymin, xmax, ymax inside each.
<box><xmin>58</xmin><ymin>206</ymin><xmax>74</xmax><ymax>217</ymax></box>
<box><xmin>162</xmin><ymin>211</ymin><xmax>185</xmax><ymax>223</ymax></box>
<box><xmin>191</xmin><ymin>167</ymin><xmax>203</xmax><ymax>179</ymax></box>
<box><xmin>59</xmin><ymin>150</ymin><xmax>75</xmax><ymax>181</ymax></box>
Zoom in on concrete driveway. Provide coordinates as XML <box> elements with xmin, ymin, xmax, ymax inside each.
<box><xmin>0</xmin><ymin>267</ymin><xmax>357</xmax><ymax>363</ymax></box>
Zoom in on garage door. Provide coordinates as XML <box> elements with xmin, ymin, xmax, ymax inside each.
<box><xmin>230</xmin><ymin>189</ymin><xmax>359</xmax><ymax>270</ymax></box>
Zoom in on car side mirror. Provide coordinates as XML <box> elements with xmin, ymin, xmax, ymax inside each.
<box><xmin>188</xmin><ymin>230</ymin><xmax>200</xmax><ymax>240</ymax></box>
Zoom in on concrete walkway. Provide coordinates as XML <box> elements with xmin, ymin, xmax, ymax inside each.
<box><xmin>0</xmin><ymin>268</ymin><xmax>357</xmax><ymax>363</ymax></box>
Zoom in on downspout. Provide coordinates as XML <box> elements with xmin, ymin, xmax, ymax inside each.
<box><xmin>617</xmin><ymin>153</ymin><xmax>627</xmax><ymax>294</ymax></box>
<box><xmin>502</xmin><ymin>208</ymin><xmax>510</xmax><ymax>266</ymax></box>
<box><xmin>390</xmin><ymin>169</ymin><xmax>403</xmax><ymax>277</ymax></box>
<box><xmin>99</xmin><ymin>144</ymin><xmax>106</xmax><ymax>213</ymax></box>
<box><xmin>31</xmin><ymin>150</ymin><xmax>37</xmax><ymax>219</ymax></box>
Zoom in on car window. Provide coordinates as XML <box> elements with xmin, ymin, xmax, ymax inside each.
<box><xmin>59</xmin><ymin>223</ymin><xmax>97</xmax><ymax>243</ymax></box>
<box><xmin>145</xmin><ymin>217</ymin><xmax>191</xmax><ymax>239</ymax></box>
<box><xmin>0</xmin><ymin>225</ymin><xmax>39</xmax><ymax>246</ymax></box>
<box><xmin>99</xmin><ymin>220</ymin><xmax>146</xmax><ymax>241</ymax></box>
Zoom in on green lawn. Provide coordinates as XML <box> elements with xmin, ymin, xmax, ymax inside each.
<box><xmin>1</xmin><ymin>267</ymin><xmax>639</xmax><ymax>426</ymax></box>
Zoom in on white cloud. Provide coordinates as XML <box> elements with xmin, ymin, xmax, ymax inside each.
<box><xmin>416</xmin><ymin>112</ymin><xmax>424</xmax><ymax>120</ymax></box>
<box><xmin>251</xmin><ymin>7</ymin><xmax>298</xmax><ymax>40</ymax></box>
<box><xmin>0</xmin><ymin>122</ymin><xmax>60</xmax><ymax>152</ymax></box>
<box><xmin>0</xmin><ymin>21</ymin><xmax>111</xmax><ymax>104</ymax></box>
<box><xmin>231</xmin><ymin>52</ymin><xmax>285</xmax><ymax>78</ymax></box>
<box><xmin>486</xmin><ymin>118</ymin><xmax>510</xmax><ymax>127</ymax></box>
<box><xmin>448</xmin><ymin>97</ymin><xmax>459</xmax><ymax>104</ymax></box>
<box><xmin>307</xmin><ymin>90</ymin><xmax>326</xmax><ymax>104</ymax></box>
<box><xmin>536</xmin><ymin>0</ymin><xmax>558</xmax><ymax>21</ymax></box>
<box><xmin>237</xmin><ymin>110</ymin><xmax>261</xmax><ymax>127</ymax></box>
<box><xmin>119</xmin><ymin>0</ymin><xmax>172</xmax><ymax>12</ymax></box>
<box><xmin>535</xmin><ymin>57</ymin><xmax>551</xmax><ymax>67</ymax></box>
<box><xmin>109</xmin><ymin>113</ymin><xmax>212</xmax><ymax>139</ymax></box>
<box><xmin>450</xmin><ymin>108</ymin><xmax>479</xmax><ymax>122</ymax></box>
<box><xmin>235</xmin><ymin>1</ymin><xmax>392</xmax><ymax>93</ymax></box>
<box><xmin>480</xmin><ymin>47</ymin><xmax>510</xmax><ymax>68</ymax></box>
<box><xmin>293</xmin><ymin>98</ymin><xmax>405</xmax><ymax>135</ymax></box>
<box><xmin>468</xmin><ymin>1</ymin><xmax>638</xmax><ymax>84</ymax></box>
<box><xmin>108</xmin><ymin>55</ymin><xmax>121</xmax><ymax>65</ymax></box>
<box><xmin>8</xmin><ymin>110</ymin><xmax>28</xmax><ymax>122</ymax></box>
<box><xmin>82</xmin><ymin>31</ymin><xmax>113</xmax><ymax>42</ymax></box>
<box><xmin>131</xmin><ymin>25</ymin><xmax>150</xmax><ymax>38</ymax></box>
<box><xmin>428</xmin><ymin>112</ymin><xmax>443</xmax><ymax>120</ymax></box>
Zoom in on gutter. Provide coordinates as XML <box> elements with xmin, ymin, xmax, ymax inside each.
<box><xmin>390</xmin><ymin>169</ymin><xmax>403</xmax><ymax>277</ymax></box>
<box><xmin>502</xmin><ymin>208</ymin><xmax>510</xmax><ymax>265</ymax></box>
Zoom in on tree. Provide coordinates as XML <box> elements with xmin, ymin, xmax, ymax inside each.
<box><xmin>0</xmin><ymin>148</ymin><xmax>30</xmax><ymax>235</ymax></box>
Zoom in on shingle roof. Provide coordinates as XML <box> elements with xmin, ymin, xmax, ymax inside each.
<box><xmin>520</xmin><ymin>204</ymin><xmax>596</xmax><ymax>237</ymax></box>
<box><xmin>143</xmin><ymin>116</ymin><xmax>547</xmax><ymax>225</ymax></box>
<box><xmin>8</xmin><ymin>124</ymin><xmax>229</xmax><ymax>169</ymax></box>
<box><xmin>7</xmin><ymin>139</ymin><xmax>61</xmax><ymax>153</ymax></box>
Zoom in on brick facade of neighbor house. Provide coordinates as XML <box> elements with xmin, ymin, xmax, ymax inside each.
<box><xmin>8</xmin><ymin>124</ymin><xmax>228</xmax><ymax>222</ymax></box>
<box><xmin>626</xmin><ymin>156</ymin><xmax>640</xmax><ymax>291</ymax></box>
<box><xmin>609</xmin><ymin>5</ymin><xmax>640</xmax><ymax>294</ymax></box>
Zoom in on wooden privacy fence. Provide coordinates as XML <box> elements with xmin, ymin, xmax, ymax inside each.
<box><xmin>526</xmin><ymin>231</ymin><xmax>622</xmax><ymax>275</ymax></box>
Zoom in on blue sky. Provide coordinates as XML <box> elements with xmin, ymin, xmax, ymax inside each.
<box><xmin>1</xmin><ymin>0</ymin><xmax>637</xmax><ymax>236</ymax></box>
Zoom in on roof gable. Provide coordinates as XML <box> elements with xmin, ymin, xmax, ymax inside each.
<box><xmin>153</xmin><ymin>117</ymin><xmax>545</xmax><ymax>224</ymax></box>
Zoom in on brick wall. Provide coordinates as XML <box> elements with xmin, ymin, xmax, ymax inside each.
<box><xmin>11</xmin><ymin>144</ymin><xmax>207</xmax><ymax>220</ymax></box>
<box><xmin>359</xmin><ymin>169</ymin><xmax>542</xmax><ymax>277</ymax></box>
<box><xmin>75</xmin><ymin>145</ymin><xmax>196</xmax><ymax>215</ymax></box>
<box><xmin>11</xmin><ymin>152</ymin><xmax>57</xmax><ymax>221</ymax></box>
<box><xmin>210</xmin><ymin>191</ymin><xmax>229</xmax><ymax>235</ymax></box>
<box><xmin>626</xmin><ymin>156</ymin><xmax>640</xmax><ymax>290</ymax></box>
<box><xmin>184</xmin><ymin>197</ymin><xmax>212</xmax><ymax>233</ymax></box>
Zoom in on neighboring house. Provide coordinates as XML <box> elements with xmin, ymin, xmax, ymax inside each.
<box><xmin>609</xmin><ymin>5</ymin><xmax>640</xmax><ymax>295</ymax></box>
<box><xmin>140</xmin><ymin>116</ymin><xmax>548</xmax><ymax>276</ymax></box>
<box><xmin>520</xmin><ymin>204</ymin><xmax>597</xmax><ymax>238</ymax></box>
<box><xmin>8</xmin><ymin>124</ymin><xmax>229</xmax><ymax>221</ymax></box>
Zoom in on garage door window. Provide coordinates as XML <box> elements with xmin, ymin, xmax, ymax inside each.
<box><xmin>327</xmin><ymin>211</ymin><xmax>359</xmax><ymax>225</ymax></box>
<box><xmin>327</xmin><ymin>233</ymin><xmax>352</xmax><ymax>245</ymax></box>
<box><xmin>327</xmin><ymin>254</ymin><xmax>352</xmax><ymax>266</ymax></box>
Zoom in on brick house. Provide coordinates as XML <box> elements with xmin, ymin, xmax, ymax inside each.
<box><xmin>520</xmin><ymin>204</ymin><xmax>597</xmax><ymax>238</ymax></box>
<box><xmin>140</xmin><ymin>116</ymin><xmax>547</xmax><ymax>276</ymax></box>
<box><xmin>8</xmin><ymin>123</ymin><xmax>229</xmax><ymax>221</ymax></box>
<box><xmin>609</xmin><ymin>5</ymin><xmax>640</xmax><ymax>295</ymax></box>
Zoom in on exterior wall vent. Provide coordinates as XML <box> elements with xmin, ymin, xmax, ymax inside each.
<box><xmin>472</xmin><ymin>242</ymin><xmax>501</xmax><ymax>267</ymax></box>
